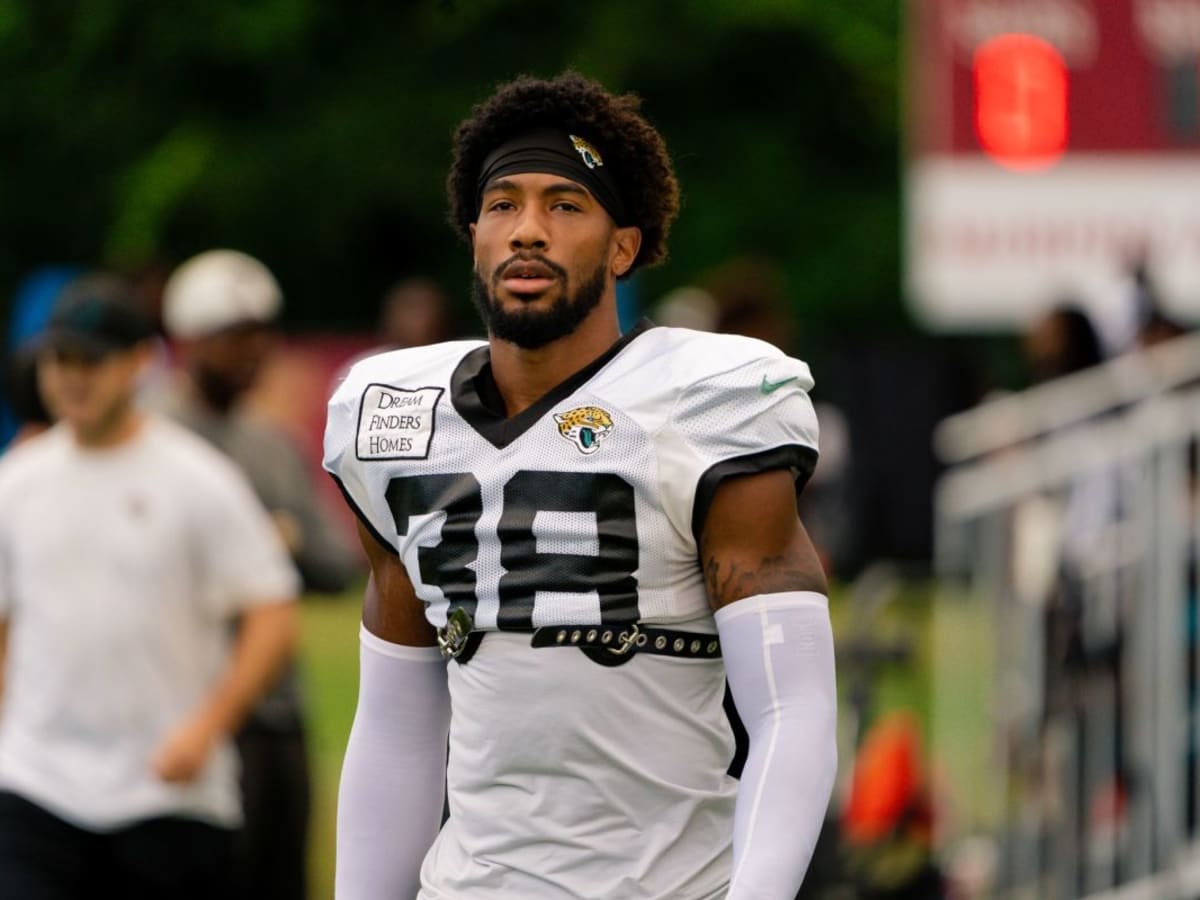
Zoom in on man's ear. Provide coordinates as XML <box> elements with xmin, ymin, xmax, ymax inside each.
<box><xmin>611</xmin><ymin>226</ymin><xmax>642</xmax><ymax>278</ymax></box>
<box><xmin>469</xmin><ymin>222</ymin><xmax>477</xmax><ymax>244</ymax></box>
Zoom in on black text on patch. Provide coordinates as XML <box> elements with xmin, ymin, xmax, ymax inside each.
<box><xmin>356</xmin><ymin>384</ymin><xmax>444</xmax><ymax>460</ymax></box>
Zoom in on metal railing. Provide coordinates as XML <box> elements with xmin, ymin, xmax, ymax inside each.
<box><xmin>933</xmin><ymin>331</ymin><xmax>1200</xmax><ymax>899</ymax></box>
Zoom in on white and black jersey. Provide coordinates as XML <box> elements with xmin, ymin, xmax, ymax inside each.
<box><xmin>324</xmin><ymin>321</ymin><xmax>819</xmax><ymax>899</ymax></box>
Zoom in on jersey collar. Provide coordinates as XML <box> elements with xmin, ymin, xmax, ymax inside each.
<box><xmin>450</xmin><ymin>319</ymin><xmax>654</xmax><ymax>449</ymax></box>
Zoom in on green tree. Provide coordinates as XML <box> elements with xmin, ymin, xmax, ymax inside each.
<box><xmin>0</xmin><ymin>0</ymin><xmax>900</xmax><ymax>333</ymax></box>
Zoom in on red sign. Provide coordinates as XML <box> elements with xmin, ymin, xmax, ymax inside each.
<box><xmin>912</xmin><ymin>0</ymin><xmax>1200</xmax><ymax>156</ymax></box>
<box><xmin>973</xmin><ymin>33</ymin><xmax>1070</xmax><ymax>169</ymax></box>
<box><xmin>907</xmin><ymin>0</ymin><xmax>1200</xmax><ymax>331</ymax></box>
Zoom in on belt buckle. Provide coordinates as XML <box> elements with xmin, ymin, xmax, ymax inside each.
<box><xmin>607</xmin><ymin>623</ymin><xmax>641</xmax><ymax>657</ymax></box>
<box><xmin>437</xmin><ymin>608</ymin><xmax>474</xmax><ymax>660</ymax></box>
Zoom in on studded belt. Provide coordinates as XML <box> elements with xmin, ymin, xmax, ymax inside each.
<box><xmin>531</xmin><ymin>623</ymin><xmax>722</xmax><ymax>667</ymax></box>
<box><xmin>436</xmin><ymin>609</ymin><xmax>721</xmax><ymax>668</ymax></box>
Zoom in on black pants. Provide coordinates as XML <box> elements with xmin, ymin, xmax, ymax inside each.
<box><xmin>0</xmin><ymin>790</ymin><xmax>234</xmax><ymax>900</ymax></box>
<box><xmin>234</xmin><ymin>725</ymin><xmax>310</xmax><ymax>900</ymax></box>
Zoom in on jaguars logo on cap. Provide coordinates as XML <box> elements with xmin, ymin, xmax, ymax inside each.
<box><xmin>554</xmin><ymin>406</ymin><xmax>613</xmax><ymax>455</ymax></box>
<box><xmin>569</xmin><ymin>134</ymin><xmax>604</xmax><ymax>169</ymax></box>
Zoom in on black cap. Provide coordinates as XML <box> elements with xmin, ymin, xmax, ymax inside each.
<box><xmin>41</xmin><ymin>275</ymin><xmax>155</xmax><ymax>359</ymax></box>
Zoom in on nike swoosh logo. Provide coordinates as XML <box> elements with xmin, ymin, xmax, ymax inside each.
<box><xmin>760</xmin><ymin>375</ymin><xmax>798</xmax><ymax>394</ymax></box>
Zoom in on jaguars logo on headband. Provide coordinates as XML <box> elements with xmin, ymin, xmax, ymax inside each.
<box><xmin>569</xmin><ymin>134</ymin><xmax>603</xmax><ymax>170</ymax></box>
<box><xmin>553</xmin><ymin>406</ymin><xmax>613</xmax><ymax>455</ymax></box>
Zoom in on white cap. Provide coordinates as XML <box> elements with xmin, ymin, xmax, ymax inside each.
<box><xmin>162</xmin><ymin>249</ymin><xmax>283</xmax><ymax>339</ymax></box>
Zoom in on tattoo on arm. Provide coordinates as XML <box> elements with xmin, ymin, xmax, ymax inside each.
<box><xmin>703</xmin><ymin>551</ymin><xmax>826</xmax><ymax>609</ymax></box>
<box><xmin>699</xmin><ymin>469</ymin><xmax>829</xmax><ymax>609</ymax></box>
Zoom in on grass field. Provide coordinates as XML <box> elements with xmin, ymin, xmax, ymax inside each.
<box><xmin>298</xmin><ymin>581</ymin><xmax>983</xmax><ymax>898</ymax></box>
<box><xmin>300</xmin><ymin>590</ymin><xmax>364</xmax><ymax>899</ymax></box>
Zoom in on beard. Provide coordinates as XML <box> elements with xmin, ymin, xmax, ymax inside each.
<box><xmin>471</xmin><ymin>255</ymin><xmax>608</xmax><ymax>350</ymax></box>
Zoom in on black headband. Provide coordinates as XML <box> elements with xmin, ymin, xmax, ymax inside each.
<box><xmin>475</xmin><ymin>128</ymin><xmax>629</xmax><ymax>226</ymax></box>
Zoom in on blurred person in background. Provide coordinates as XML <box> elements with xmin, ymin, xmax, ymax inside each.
<box><xmin>1087</xmin><ymin>254</ymin><xmax>1188</xmax><ymax>359</ymax></box>
<box><xmin>0</xmin><ymin>279</ymin><xmax>299</xmax><ymax>898</ymax></box>
<box><xmin>1019</xmin><ymin>302</ymin><xmax>1136</xmax><ymax>871</ymax></box>
<box><xmin>2</xmin><ymin>345</ymin><xmax>53</xmax><ymax>450</ymax></box>
<box><xmin>649</xmin><ymin>285</ymin><xmax>719</xmax><ymax>332</ymax></box>
<box><xmin>702</xmin><ymin>255</ymin><xmax>796</xmax><ymax>349</ymax></box>
<box><xmin>839</xmin><ymin>712</ymin><xmax>943</xmax><ymax>899</ymax></box>
<box><xmin>1020</xmin><ymin>303</ymin><xmax>1108</xmax><ymax>688</ymax></box>
<box><xmin>0</xmin><ymin>267</ymin><xmax>81</xmax><ymax>451</ymax></box>
<box><xmin>1021</xmin><ymin>302</ymin><xmax>1112</xmax><ymax>589</ymax></box>
<box><xmin>1023</xmin><ymin>303</ymin><xmax>1105</xmax><ymax>385</ymax></box>
<box><xmin>377</xmin><ymin>275</ymin><xmax>458</xmax><ymax>350</ymax></box>
<box><xmin>156</xmin><ymin>249</ymin><xmax>361</xmax><ymax>900</ymax></box>
<box><xmin>1124</xmin><ymin>259</ymin><xmax>1190</xmax><ymax>350</ymax></box>
<box><xmin>337</xmin><ymin>276</ymin><xmax>463</xmax><ymax>382</ymax></box>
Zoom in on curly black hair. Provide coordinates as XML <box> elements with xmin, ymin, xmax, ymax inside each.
<box><xmin>447</xmin><ymin>72</ymin><xmax>680</xmax><ymax>274</ymax></box>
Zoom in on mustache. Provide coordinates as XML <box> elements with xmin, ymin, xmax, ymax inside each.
<box><xmin>490</xmin><ymin>253</ymin><xmax>568</xmax><ymax>285</ymax></box>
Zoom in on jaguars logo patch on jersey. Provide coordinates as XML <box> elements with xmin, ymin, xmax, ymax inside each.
<box><xmin>553</xmin><ymin>406</ymin><xmax>613</xmax><ymax>455</ymax></box>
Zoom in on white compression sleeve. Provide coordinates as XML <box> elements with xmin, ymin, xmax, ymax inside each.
<box><xmin>716</xmin><ymin>591</ymin><xmax>838</xmax><ymax>900</ymax></box>
<box><xmin>335</xmin><ymin>626</ymin><xmax>451</xmax><ymax>900</ymax></box>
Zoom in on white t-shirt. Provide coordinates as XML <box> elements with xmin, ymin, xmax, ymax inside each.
<box><xmin>325</xmin><ymin>323</ymin><xmax>820</xmax><ymax>898</ymax></box>
<box><xmin>0</xmin><ymin>418</ymin><xmax>299</xmax><ymax>830</ymax></box>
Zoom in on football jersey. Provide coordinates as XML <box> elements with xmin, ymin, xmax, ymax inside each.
<box><xmin>324</xmin><ymin>321</ymin><xmax>819</xmax><ymax>899</ymax></box>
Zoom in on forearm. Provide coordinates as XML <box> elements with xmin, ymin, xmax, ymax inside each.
<box><xmin>718</xmin><ymin>592</ymin><xmax>838</xmax><ymax>899</ymax></box>
<box><xmin>193</xmin><ymin>601</ymin><xmax>298</xmax><ymax>738</ymax></box>
<box><xmin>336</xmin><ymin>626</ymin><xmax>451</xmax><ymax>900</ymax></box>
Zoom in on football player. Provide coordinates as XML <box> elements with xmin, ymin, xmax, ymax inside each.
<box><xmin>325</xmin><ymin>72</ymin><xmax>837</xmax><ymax>899</ymax></box>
